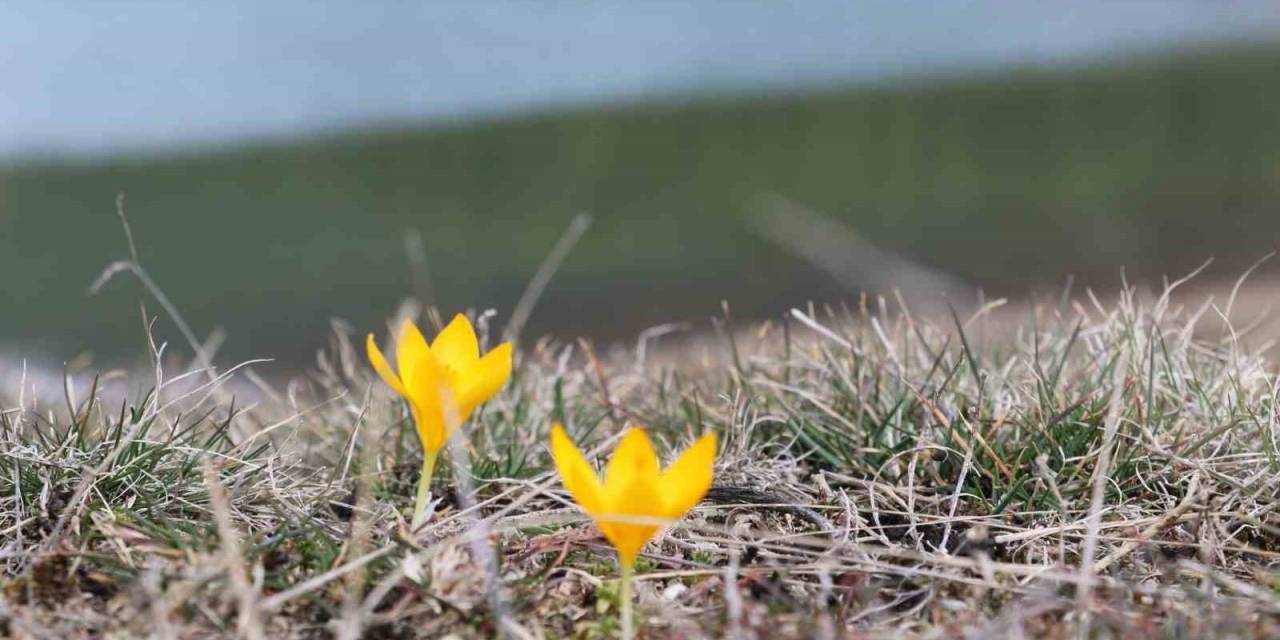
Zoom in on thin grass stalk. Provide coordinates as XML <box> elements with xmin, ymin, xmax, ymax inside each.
<box><xmin>412</xmin><ymin>452</ymin><xmax>437</xmax><ymax>528</ymax></box>
<box><xmin>619</xmin><ymin>559</ymin><xmax>635</xmax><ymax>640</ymax></box>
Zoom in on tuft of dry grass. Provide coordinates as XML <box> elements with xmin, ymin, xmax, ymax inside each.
<box><xmin>3</xmin><ymin>282</ymin><xmax>1280</xmax><ymax>639</ymax></box>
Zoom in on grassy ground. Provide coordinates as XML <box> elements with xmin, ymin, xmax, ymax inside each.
<box><xmin>5</xmin><ymin>43</ymin><xmax>1280</xmax><ymax>363</ymax></box>
<box><xmin>2</xmin><ymin>281</ymin><xmax>1280</xmax><ymax>638</ymax></box>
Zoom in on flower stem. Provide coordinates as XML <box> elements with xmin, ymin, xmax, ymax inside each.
<box><xmin>411</xmin><ymin>452</ymin><xmax>437</xmax><ymax>528</ymax></box>
<box><xmin>619</xmin><ymin>558</ymin><xmax>635</xmax><ymax>640</ymax></box>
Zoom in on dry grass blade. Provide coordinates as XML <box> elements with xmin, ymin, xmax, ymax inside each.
<box><xmin>5</xmin><ymin>276</ymin><xmax>1280</xmax><ymax>638</ymax></box>
<box><xmin>204</xmin><ymin>462</ymin><xmax>266</xmax><ymax>640</ymax></box>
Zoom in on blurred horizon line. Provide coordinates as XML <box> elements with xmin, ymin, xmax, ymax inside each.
<box><xmin>4</xmin><ymin>1</ymin><xmax>1280</xmax><ymax>160</ymax></box>
<box><xmin>8</xmin><ymin>37</ymin><xmax>1280</xmax><ymax>167</ymax></box>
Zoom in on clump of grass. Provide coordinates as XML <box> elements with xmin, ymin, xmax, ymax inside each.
<box><xmin>2</xmin><ymin>282</ymin><xmax>1280</xmax><ymax>638</ymax></box>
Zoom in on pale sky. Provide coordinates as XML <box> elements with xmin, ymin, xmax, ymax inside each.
<box><xmin>3</xmin><ymin>1</ymin><xmax>1278</xmax><ymax>157</ymax></box>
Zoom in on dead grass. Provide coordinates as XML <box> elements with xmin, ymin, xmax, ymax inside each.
<box><xmin>2</xmin><ymin>280</ymin><xmax>1280</xmax><ymax>638</ymax></box>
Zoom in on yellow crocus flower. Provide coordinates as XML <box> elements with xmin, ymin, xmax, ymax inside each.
<box><xmin>550</xmin><ymin>423</ymin><xmax>715</xmax><ymax>639</ymax></box>
<box><xmin>367</xmin><ymin>314</ymin><xmax>512</xmax><ymax>525</ymax></box>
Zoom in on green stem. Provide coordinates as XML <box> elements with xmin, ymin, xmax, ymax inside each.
<box><xmin>412</xmin><ymin>452</ymin><xmax>438</xmax><ymax>528</ymax></box>
<box><xmin>619</xmin><ymin>558</ymin><xmax>634</xmax><ymax>640</ymax></box>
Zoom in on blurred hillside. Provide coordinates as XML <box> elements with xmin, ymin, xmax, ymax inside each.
<box><xmin>3</xmin><ymin>44</ymin><xmax>1280</xmax><ymax>364</ymax></box>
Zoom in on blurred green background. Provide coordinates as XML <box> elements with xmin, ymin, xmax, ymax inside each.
<box><xmin>4</xmin><ymin>5</ymin><xmax>1280</xmax><ymax>366</ymax></box>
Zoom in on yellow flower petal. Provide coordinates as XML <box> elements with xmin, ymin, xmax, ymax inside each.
<box><xmin>658</xmin><ymin>432</ymin><xmax>717</xmax><ymax>518</ymax></box>
<box><xmin>431</xmin><ymin>314</ymin><xmax>481</xmax><ymax>373</ymax></box>
<box><xmin>411</xmin><ymin>398</ymin><xmax>448</xmax><ymax>455</ymax></box>
<box><xmin>366</xmin><ymin>333</ymin><xmax>405</xmax><ymax>397</ymax></box>
<box><xmin>402</xmin><ymin>337</ymin><xmax>452</xmax><ymax>455</ymax></box>
<box><xmin>549</xmin><ymin>423</ymin><xmax>605</xmax><ymax>515</ymax></box>
<box><xmin>603</xmin><ymin>428</ymin><xmax>660</xmax><ymax>498</ymax></box>
<box><xmin>598</xmin><ymin>473</ymin><xmax>664</xmax><ymax>567</ymax></box>
<box><xmin>457</xmin><ymin>343</ymin><xmax>513</xmax><ymax>419</ymax></box>
<box><xmin>396</xmin><ymin>320</ymin><xmax>433</xmax><ymax>391</ymax></box>
<box><xmin>548</xmin><ymin>422</ymin><xmax>719</xmax><ymax>569</ymax></box>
